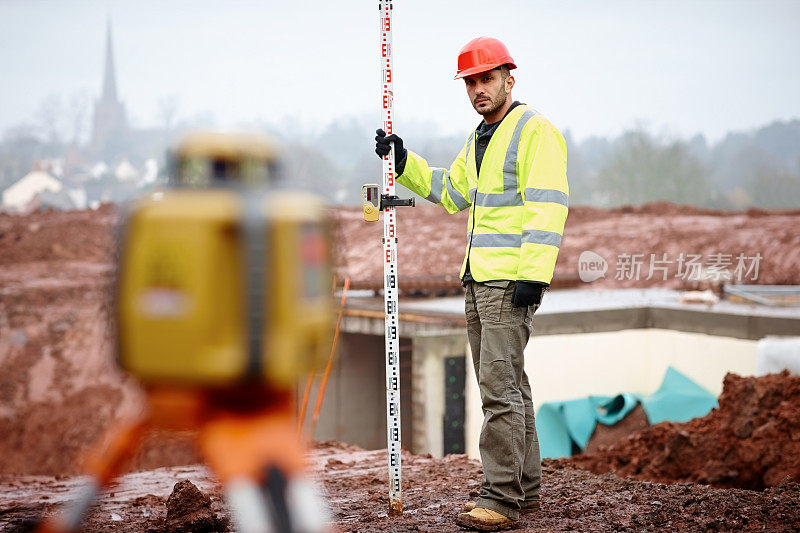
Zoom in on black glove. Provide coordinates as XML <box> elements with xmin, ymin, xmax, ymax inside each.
<box><xmin>375</xmin><ymin>129</ymin><xmax>407</xmax><ymax>175</ymax></box>
<box><xmin>511</xmin><ymin>281</ymin><xmax>547</xmax><ymax>308</ymax></box>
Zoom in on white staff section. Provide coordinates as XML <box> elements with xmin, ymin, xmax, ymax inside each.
<box><xmin>379</xmin><ymin>0</ymin><xmax>402</xmax><ymax>516</ymax></box>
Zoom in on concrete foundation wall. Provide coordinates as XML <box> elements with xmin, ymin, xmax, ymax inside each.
<box><xmin>302</xmin><ymin>333</ymin><xmax>413</xmax><ymax>451</ymax></box>
<box><xmin>410</xmin><ymin>334</ymin><xmax>470</xmax><ymax>457</ymax></box>
<box><xmin>300</xmin><ymin>333</ymin><xmax>386</xmax><ymax>449</ymax></box>
<box><xmin>333</xmin><ymin>310</ymin><xmax>765</xmax><ymax>461</ymax></box>
<box><xmin>464</xmin><ymin>328</ymin><xmax>758</xmax><ymax>460</ymax></box>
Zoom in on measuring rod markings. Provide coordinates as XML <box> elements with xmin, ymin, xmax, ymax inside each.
<box><xmin>379</xmin><ymin>0</ymin><xmax>402</xmax><ymax>515</ymax></box>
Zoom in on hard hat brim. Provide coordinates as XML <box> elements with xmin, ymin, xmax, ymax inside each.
<box><xmin>454</xmin><ymin>61</ymin><xmax>517</xmax><ymax>80</ymax></box>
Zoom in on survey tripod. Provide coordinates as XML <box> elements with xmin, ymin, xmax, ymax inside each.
<box><xmin>37</xmin><ymin>389</ymin><xmax>326</xmax><ymax>533</ymax></box>
<box><xmin>37</xmin><ymin>132</ymin><xmax>333</xmax><ymax>533</ymax></box>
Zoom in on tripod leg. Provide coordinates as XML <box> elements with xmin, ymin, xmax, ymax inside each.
<box><xmin>260</xmin><ymin>466</ymin><xmax>331</xmax><ymax>533</ymax></box>
<box><xmin>35</xmin><ymin>417</ymin><xmax>149</xmax><ymax>533</ymax></box>
<box><xmin>200</xmin><ymin>403</ymin><xmax>330</xmax><ymax>532</ymax></box>
<box><xmin>35</xmin><ymin>481</ymin><xmax>101</xmax><ymax>533</ymax></box>
<box><xmin>284</xmin><ymin>478</ymin><xmax>330</xmax><ymax>533</ymax></box>
<box><xmin>263</xmin><ymin>466</ymin><xmax>293</xmax><ymax>533</ymax></box>
<box><xmin>225</xmin><ymin>478</ymin><xmax>272</xmax><ymax>533</ymax></box>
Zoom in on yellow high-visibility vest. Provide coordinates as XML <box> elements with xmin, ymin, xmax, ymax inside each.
<box><xmin>397</xmin><ymin>105</ymin><xmax>568</xmax><ymax>284</ymax></box>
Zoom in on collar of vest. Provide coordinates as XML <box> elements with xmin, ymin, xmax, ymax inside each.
<box><xmin>466</xmin><ymin>104</ymin><xmax>537</xmax><ymax>174</ymax></box>
<box><xmin>477</xmin><ymin>100</ymin><xmax>524</xmax><ymax>131</ymax></box>
<box><xmin>471</xmin><ymin>104</ymin><xmax>534</xmax><ymax>145</ymax></box>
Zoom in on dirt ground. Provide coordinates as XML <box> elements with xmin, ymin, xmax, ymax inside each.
<box><xmin>1</xmin><ymin>441</ymin><xmax>798</xmax><ymax>532</ymax></box>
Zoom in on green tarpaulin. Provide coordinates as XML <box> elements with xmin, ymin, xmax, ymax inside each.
<box><xmin>536</xmin><ymin>366</ymin><xmax>718</xmax><ymax>459</ymax></box>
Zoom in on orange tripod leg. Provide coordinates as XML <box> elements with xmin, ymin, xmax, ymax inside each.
<box><xmin>200</xmin><ymin>396</ymin><xmax>310</xmax><ymax>533</ymax></box>
<box><xmin>36</xmin><ymin>417</ymin><xmax>150</xmax><ymax>533</ymax></box>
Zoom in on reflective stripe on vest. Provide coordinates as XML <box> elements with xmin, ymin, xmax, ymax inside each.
<box><xmin>523</xmin><ymin>187</ymin><xmax>569</xmax><ymax>207</ymax></box>
<box><xmin>467</xmin><ymin>229</ymin><xmax>562</xmax><ymax>248</ymax></box>
<box><xmin>471</xmin><ymin>109</ymin><xmax>539</xmax><ymax>208</ymax></box>
<box><xmin>426</xmin><ymin>166</ymin><xmax>470</xmax><ymax>210</ymax></box>
<box><xmin>426</xmin><ymin>169</ymin><xmax>445</xmax><ymax>204</ymax></box>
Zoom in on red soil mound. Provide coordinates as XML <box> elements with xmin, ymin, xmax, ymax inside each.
<box><xmin>567</xmin><ymin>371</ymin><xmax>800</xmax><ymax>490</ymax></box>
<box><xmin>0</xmin><ymin>204</ymin><xmax>115</xmax><ymax>265</ymax></box>
<box><xmin>334</xmin><ymin>201</ymin><xmax>800</xmax><ymax>291</ymax></box>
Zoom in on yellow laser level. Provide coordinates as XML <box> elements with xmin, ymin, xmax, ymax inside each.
<box><xmin>172</xmin><ymin>131</ymin><xmax>279</xmax><ymax>187</ymax></box>
<box><xmin>116</xmin><ymin>132</ymin><xmax>333</xmax><ymax>388</ymax></box>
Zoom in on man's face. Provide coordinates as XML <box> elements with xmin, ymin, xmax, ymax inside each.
<box><xmin>464</xmin><ymin>69</ymin><xmax>513</xmax><ymax>116</ymax></box>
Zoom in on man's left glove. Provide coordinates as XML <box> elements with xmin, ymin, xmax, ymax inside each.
<box><xmin>375</xmin><ymin>129</ymin><xmax>407</xmax><ymax>175</ymax></box>
<box><xmin>511</xmin><ymin>281</ymin><xmax>547</xmax><ymax>308</ymax></box>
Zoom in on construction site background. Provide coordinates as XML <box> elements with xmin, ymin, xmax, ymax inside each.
<box><xmin>0</xmin><ymin>197</ymin><xmax>800</xmax><ymax>532</ymax></box>
<box><xmin>1</xmin><ymin>203</ymin><xmax>799</xmax><ymax>476</ymax></box>
<box><xmin>1</xmin><ymin>202</ymin><xmax>799</xmax><ymax>531</ymax></box>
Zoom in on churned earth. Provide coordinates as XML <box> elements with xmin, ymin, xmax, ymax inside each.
<box><xmin>335</xmin><ymin>201</ymin><xmax>800</xmax><ymax>291</ymax></box>
<box><xmin>1</xmin><ymin>441</ymin><xmax>799</xmax><ymax>532</ymax></box>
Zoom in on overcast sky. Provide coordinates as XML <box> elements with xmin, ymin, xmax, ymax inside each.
<box><xmin>1</xmin><ymin>0</ymin><xmax>799</xmax><ymax>142</ymax></box>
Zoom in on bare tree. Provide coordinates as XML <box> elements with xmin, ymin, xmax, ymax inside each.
<box><xmin>158</xmin><ymin>95</ymin><xmax>179</xmax><ymax>131</ymax></box>
<box><xmin>36</xmin><ymin>94</ymin><xmax>64</xmax><ymax>144</ymax></box>
<box><xmin>68</xmin><ymin>92</ymin><xmax>90</xmax><ymax>144</ymax></box>
<box><xmin>596</xmin><ymin>129</ymin><xmax>711</xmax><ymax>206</ymax></box>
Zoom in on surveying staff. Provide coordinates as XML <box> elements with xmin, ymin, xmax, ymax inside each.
<box><xmin>375</xmin><ymin>37</ymin><xmax>568</xmax><ymax>531</ymax></box>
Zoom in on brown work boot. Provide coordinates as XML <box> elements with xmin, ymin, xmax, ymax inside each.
<box><xmin>456</xmin><ymin>507</ymin><xmax>518</xmax><ymax>531</ymax></box>
<box><xmin>463</xmin><ymin>499</ymin><xmax>539</xmax><ymax>513</ymax></box>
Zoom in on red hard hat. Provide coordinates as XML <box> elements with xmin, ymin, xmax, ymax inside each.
<box><xmin>454</xmin><ymin>37</ymin><xmax>517</xmax><ymax>80</ymax></box>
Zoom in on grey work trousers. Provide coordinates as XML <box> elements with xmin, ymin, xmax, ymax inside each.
<box><xmin>464</xmin><ymin>280</ymin><xmax>541</xmax><ymax>521</ymax></box>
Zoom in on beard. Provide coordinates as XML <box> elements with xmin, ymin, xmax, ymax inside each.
<box><xmin>472</xmin><ymin>86</ymin><xmax>508</xmax><ymax>116</ymax></box>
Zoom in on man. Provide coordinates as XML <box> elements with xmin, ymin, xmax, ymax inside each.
<box><xmin>375</xmin><ymin>36</ymin><xmax>568</xmax><ymax>530</ymax></box>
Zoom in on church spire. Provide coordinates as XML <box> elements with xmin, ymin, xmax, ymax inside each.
<box><xmin>91</xmin><ymin>17</ymin><xmax>127</xmax><ymax>158</ymax></box>
<box><xmin>102</xmin><ymin>18</ymin><xmax>118</xmax><ymax>103</ymax></box>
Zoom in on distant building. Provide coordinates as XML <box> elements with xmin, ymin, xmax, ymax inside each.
<box><xmin>2</xmin><ymin>170</ymin><xmax>63</xmax><ymax>212</ymax></box>
<box><xmin>90</xmin><ymin>20</ymin><xmax>128</xmax><ymax>160</ymax></box>
<box><xmin>0</xmin><ymin>20</ymin><xmax>164</xmax><ymax>211</ymax></box>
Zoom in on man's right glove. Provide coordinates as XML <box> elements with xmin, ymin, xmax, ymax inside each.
<box><xmin>375</xmin><ymin>129</ymin><xmax>407</xmax><ymax>175</ymax></box>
